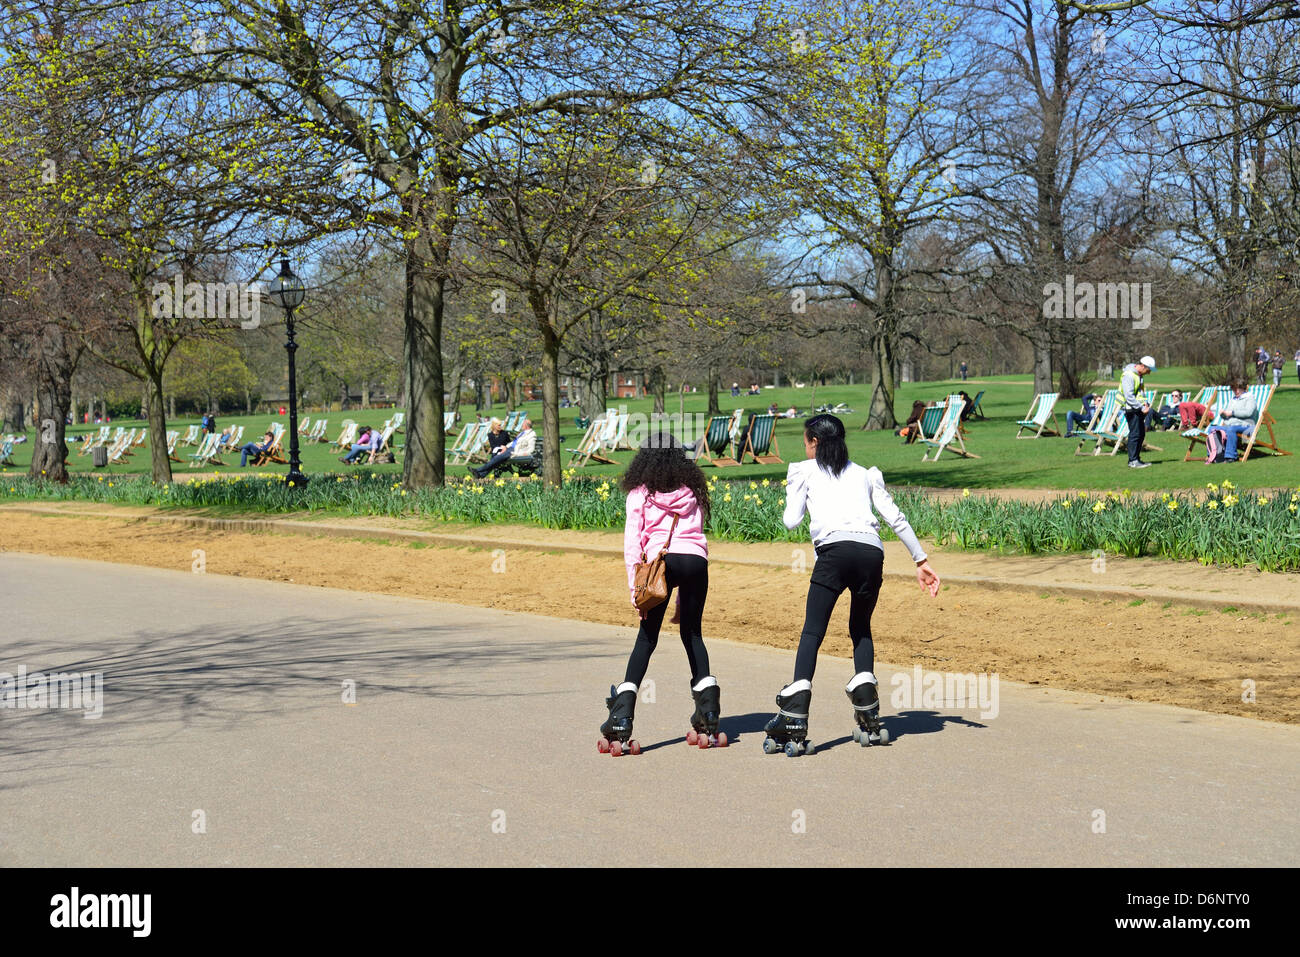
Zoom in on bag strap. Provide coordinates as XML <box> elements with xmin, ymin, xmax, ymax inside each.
<box><xmin>641</xmin><ymin>493</ymin><xmax>680</xmax><ymax>558</ymax></box>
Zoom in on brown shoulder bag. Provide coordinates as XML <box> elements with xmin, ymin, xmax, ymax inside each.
<box><xmin>632</xmin><ymin>503</ymin><xmax>678</xmax><ymax>613</ymax></box>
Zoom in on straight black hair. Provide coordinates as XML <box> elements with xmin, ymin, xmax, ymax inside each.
<box><xmin>804</xmin><ymin>414</ymin><xmax>849</xmax><ymax>477</ymax></box>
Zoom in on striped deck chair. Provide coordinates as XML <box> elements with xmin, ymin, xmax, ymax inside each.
<box><xmin>450</xmin><ymin>423</ymin><xmax>489</xmax><ymax>465</ymax></box>
<box><xmin>739</xmin><ymin>413</ymin><xmax>783</xmax><ymax>465</ymax></box>
<box><xmin>916</xmin><ymin>404</ymin><xmax>946</xmax><ymax>441</ymax></box>
<box><xmin>1238</xmin><ymin>384</ymin><xmax>1290</xmax><ymax>461</ymax></box>
<box><xmin>919</xmin><ymin>401</ymin><xmax>977</xmax><ymax>461</ymax></box>
<box><xmin>1093</xmin><ymin>390</ymin><xmax>1159</xmax><ymax>456</ymax></box>
<box><xmin>133</xmin><ymin>428</ymin><xmax>148</xmax><ymax>448</ymax></box>
<box><xmin>447</xmin><ymin>423</ymin><xmax>476</xmax><ymax>462</ymax></box>
<box><xmin>307</xmin><ymin>419</ymin><xmax>328</xmax><ymax>443</ymax></box>
<box><xmin>695</xmin><ymin>415</ymin><xmax>740</xmax><ymax>467</ymax></box>
<box><xmin>1015</xmin><ymin>392</ymin><xmax>1061</xmax><ymax>438</ymax></box>
<box><xmin>105</xmin><ymin>430</ymin><xmax>137</xmax><ymax>464</ymax></box>
<box><xmin>1073</xmin><ymin>390</ymin><xmax>1120</xmax><ymax>455</ymax></box>
<box><xmin>187</xmin><ymin>432</ymin><xmax>225</xmax><ymax>468</ymax></box>
<box><xmin>0</xmin><ymin>439</ymin><xmax>14</xmax><ymax>466</ymax></box>
<box><xmin>502</xmin><ymin>410</ymin><xmax>524</xmax><ymax>432</ymax></box>
<box><xmin>604</xmin><ymin>412</ymin><xmax>633</xmax><ymax>451</ymax></box>
<box><xmin>968</xmin><ymin>390</ymin><xmax>987</xmax><ymax>420</ymax></box>
<box><xmin>166</xmin><ymin>430</ymin><xmax>182</xmax><ymax>462</ymax></box>
<box><xmin>181</xmin><ymin>424</ymin><xmax>200</xmax><ymax>446</ymax></box>
<box><xmin>566</xmin><ymin>418</ymin><xmax>616</xmax><ymax>466</ymax></box>
<box><xmin>390</xmin><ymin>411</ymin><xmax>405</xmax><ymax>433</ymax></box>
<box><xmin>298</xmin><ymin>417</ymin><xmax>312</xmax><ymax>436</ymax></box>
<box><xmin>77</xmin><ymin>428</ymin><xmax>103</xmax><ymax>455</ymax></box>
<box><xmin>331</xmin><ymin>420</ymin><xmax>357</xmax><ymax>452</ymax></box>
<box><xmin>444</xmin><ymin>412</ymin><xmax>458</xmax><ymax>434</ymax></box>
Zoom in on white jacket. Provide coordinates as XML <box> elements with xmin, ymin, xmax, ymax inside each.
<box><xmin>782</xmin><ymin>459</ymin><xmax>928</xmax><ymax>563</ymax></box>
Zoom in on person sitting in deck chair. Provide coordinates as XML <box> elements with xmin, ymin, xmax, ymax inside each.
<box><xmin>1212</xmin><ymin>380</ymin><xmax>1258</xmax><ymax>463</ymax></box>
<box><xmin>1147</xmin><ymin>390</ymin><xmax>1183</xmax><ymax>432</ymax></box>
<box><xmin>1064</xmin><ymin>393</ymin><xmax>1098</xmax><ymax>437</ymax></box>
<box><xmin>340</xmin><ymin>426</ymin><xmax>381</xmax><ymax>464</ymax></box>
<box><xmin>240</xmin><ymin>429</ymin><xmax>275</xmax><ymax>467</ymax></box>
<box><xmin>473</xmin><ymin>419</ymin><xmax>536</xmax><ymax>478</ymax></box>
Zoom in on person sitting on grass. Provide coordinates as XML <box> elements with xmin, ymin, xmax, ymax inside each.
<box><xmin>240</xmin><ymin>429</ymin><xmax>275</xmax><ymax>467</ymax></box>
<box><xmin>897</xmin><ymin>400</ymin><xmax>927</xmax><ymax>444</ymax></box>
<box><xmin>339</xmin><ymin>426</ymin><xmax>380</xmax><ymax>464</ymax></box>
<box><xmin>472</xmin><ymin>418</ymin><xmax>536</xmax><ymax>478</ymax></box>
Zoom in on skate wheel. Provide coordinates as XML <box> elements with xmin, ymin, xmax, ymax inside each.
<box><xmin>699</xmin><ymin>733</ymin><xmax>710</xmax><ymax>749</ymax></box>
<box><xmin>686</xmin><ymin>729</ymin><xmax>698</xmax><ymax>746</ymax></box>
<box><xmin>628</xmin><ymin>740</ymin><xmax>641</xmax><ymax>756</ymax></box>
<box><xmin>610</xmin><ymin>740</ymin><xmax>623</xmax><ymax>757</ymax></box>
<box><xmin>859</xmin><ymin>733</ymin><xmax>870</xmax><ymax>747</ymax></box>
<box><xmin>851</xmin><ymin>727</ymin><xmax>861</xmax><ymax>743</ymax></box>
<box><xmin>716</xmin><ymin>732</ymin><xmax>728</xmax><ymax>748</ymax></box>
<box><xmin>804</xmin><ymin>740</ymin><xmax>816</xmax><ymax>755</ymax></box>
<box><xmin>879</xmin><ymin>728</ymin><xmax>890</xmax><ymax>745</ymax></box>
<box><xmin>784</xmin><ymin>741</ymin><xmax>799</xmax><ymax>758</ymax></box>
<box><xmin>763</xmin><ymin>738</ymin><xmax>779</xmax><ymax>755</ymax></box>
<box><xmin>597</xmin><ymin>737</ymin><xmax>610</xmax><ymax>753</ymax></box>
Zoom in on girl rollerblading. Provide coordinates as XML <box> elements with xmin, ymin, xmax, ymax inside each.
<box><xmin>764</xmin><ymin>415</ymin><xmax>940</xmax><ymax>756</ymax></box>
<box><xmin>598</xmin><ymin>432</ymin><xmax>725</xmax><ymax>754</ymax></box>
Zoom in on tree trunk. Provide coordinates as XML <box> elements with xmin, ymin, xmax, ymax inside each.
<box><xmin>539</xmin><ymin>322</ymin><xmax>562</xmax><ymax>487</ymax></box>
<box><xmin>401</xmin><ymin>241</ymin><xmax>445</xmax><ymax>489</ymax></box>
<box><xmin>145</xmin><ymin>367</ymin><xmax>172</xmax><ymax>483</ymax></box>
<box><xmin>863</xmin><ymin>332</ymin><xmax>899</xmax><ymax>430</ymax></box>
<box><xmin>29</xmin><ymin>323</ymin><xmax>74</xmax><ymax>482</ymax></box>
<box><xmin>1032</xmin><ymin>329</ymin><xmax>1053</xmax><ymax>397</ymax></box>
<box><xmin>1057</xmin><ymin>337</ymin><xmax>1081</xmax><ymax>399</ymax></box>
<box><xmin>648</xmin><ymin>364</ymin><xmax>666</xmax><ymax>414</ymax></box>
<box><xmin>1226</xmin><ymin>300</ymin><xmax>1247</xmax><ymax>382</ymax></box>
<box><xmin>706</xmin><ymin>365</ymin><xmax>720</xmax><ymax>416</ymax></box>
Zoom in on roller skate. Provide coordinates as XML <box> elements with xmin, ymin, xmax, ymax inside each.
<box><xmin>762</xmin><ymin>681</ymin><xmax>814</xmax><ymax>757</ymax></box>
<box><xmin>686</xmin><ymin>676</ymin><xmax>728</xmax><ymax>749</ymax></box>
<box><xmin>847</xmin><ymin>672</ymin><xmax>890</xmax><ymax>747</ymax></box>
<box><xmin>597</xmin><ymin>683</ymin><xmax>641</xmax><ymax>756</ymax></box>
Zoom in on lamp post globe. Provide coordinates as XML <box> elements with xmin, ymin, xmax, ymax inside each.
<box><xmin>269</xmin><ymin>258</ymin><xmax>308</xmax><ymax>488</ymax></box>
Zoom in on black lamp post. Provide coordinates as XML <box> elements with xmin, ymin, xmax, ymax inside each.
<box><xmin>268</xmin><ymin>257</ymin><xmax>308</xmax><ymax>487</ymax></box>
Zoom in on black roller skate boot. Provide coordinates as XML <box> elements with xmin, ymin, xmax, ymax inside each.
<box><xmin>763</xmin><ymin>680</ymin><xmax>814</xmax><ymax>757</ymax></box>
<box><xmin>686</xmin><ymin>676</ymin><xmax>727</xmax><ymax>749</ymax></box>
<box><xmin>847</xmin><ymin>672</ymin><xmax>890</xmax><ymax>746</ymax></box>
<box><xmin>598</xmin><ymin>683</ymin><xmax>640</xmax><ymax>756</ymax></box>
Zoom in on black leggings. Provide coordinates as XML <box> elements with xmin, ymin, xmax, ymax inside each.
<box><xmin>624</xmin><ymin>554</ymin><xmax>710</xmax><ymax>686</ymax></box>
<box><xmin>793</xmin><ymin>542</ymin><xmax>884</xmax><ymax>681</ymax></box>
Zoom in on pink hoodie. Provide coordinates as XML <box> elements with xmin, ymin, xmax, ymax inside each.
<box><xmin>624</xmin><ymin>485</ymin><xmax>709</xmax><ymax>596</ymax></box>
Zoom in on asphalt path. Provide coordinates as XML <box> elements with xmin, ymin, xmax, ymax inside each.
<box><xmin>0</xmin><ymin>552</ymin><xmax>1295</xmax><ymax>866</ymax></box>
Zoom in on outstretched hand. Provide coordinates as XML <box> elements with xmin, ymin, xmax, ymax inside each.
<box><xmin>916</xmin><ymin>561</ymin><xmax>940</xmax><ymax>598</ymax></box>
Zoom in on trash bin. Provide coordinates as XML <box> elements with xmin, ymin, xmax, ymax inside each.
<box><xmin>92</xmin><ymin>447</ymin><xmax>107</xmax><ymax>467</ymax></box>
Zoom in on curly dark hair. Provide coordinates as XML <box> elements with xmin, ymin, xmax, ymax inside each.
<box><xmin>619</xmin><ymin>432</ymin><xmax>711</xmax><ymax>522</ymax></box>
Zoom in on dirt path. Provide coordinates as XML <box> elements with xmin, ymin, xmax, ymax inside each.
<box><xmin>4</xmin><ymin>509</ymin><xmax>1296</xmax><ymax>724</ymax></box>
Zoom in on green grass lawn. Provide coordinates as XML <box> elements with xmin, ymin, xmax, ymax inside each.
<box><xmin>3</xmin><ymin>367</ymin><xmax>1297</xmax><ymax>491</ymax></box>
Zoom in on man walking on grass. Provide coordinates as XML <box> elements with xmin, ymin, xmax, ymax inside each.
<box><xmin>1121</xmin><ymin>355</ymin><xmax>1157</xmax><ymax>469</ymax></box>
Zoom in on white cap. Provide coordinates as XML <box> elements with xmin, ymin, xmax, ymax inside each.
<box><xmin>1140</xmin><ymin>355</ymin><xmax>1156</xmax><ymax>371</ymax></box>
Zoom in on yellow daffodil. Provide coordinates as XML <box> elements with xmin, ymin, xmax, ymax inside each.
<box><xmin>1061</xmin><ymin>499</ymin><xmax>1072</xmax><ymax>509</ymax></box>
<box><xmin>1092</xmin><ymin>501</ymin><xmax>1106</xmax><ymax>513</ymax></box>
<box><xmin>1167</xmin><ymin>501</ymin><xmax>1178</xmax><ymax>510</ymax></box>
<box><xmin>1257</xmin><ymin>496</ymin><xmax>1269</xmax><ymax>506</ymax></box>
<box><xmin>1208</xmin><ymin>501</ymin><xmax>1219</xmax><ymax>510</ymax></box>
<box><xmin>723</xmin><ymin>493</ymin><xmax>731</xmax><ymax>502</ymax></box>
